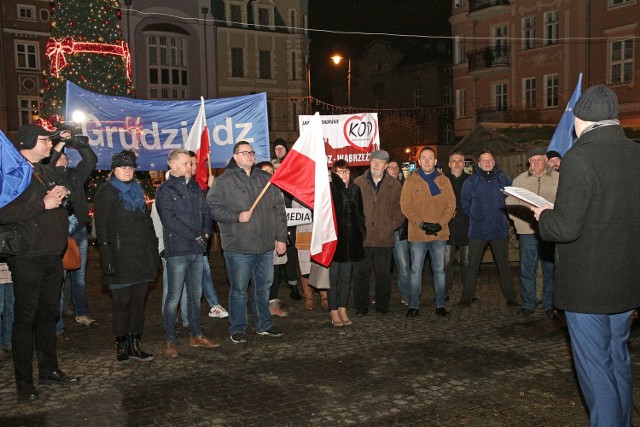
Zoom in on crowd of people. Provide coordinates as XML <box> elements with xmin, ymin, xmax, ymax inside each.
<box><xmin>1</xmin><ymin>84</ymin><xmax>640</xmax><ymax>426</ymax></box>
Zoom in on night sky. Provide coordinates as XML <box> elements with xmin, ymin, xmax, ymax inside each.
<box><xmin>308</xmin><ymin>0</ymin><xmax>452</xmax><ymax>101</ymax></box>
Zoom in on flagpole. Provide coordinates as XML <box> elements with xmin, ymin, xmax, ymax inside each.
<box><xmin>248</xmin><ymin>182</ymin><xmax>271</xmax><ymax>213</ymax></box>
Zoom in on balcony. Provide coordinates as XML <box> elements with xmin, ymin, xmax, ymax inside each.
<box><xmin>468</xmin><ymin>46</ymin><xmax>510</xmax><ymax>71</ymax></box>
<box><xmin>469</xmin><ymin>0</ymin><xmax>510</xmax><ymax>13</ymax></box>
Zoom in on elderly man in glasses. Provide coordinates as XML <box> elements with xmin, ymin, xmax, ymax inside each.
<box><xmin>208</xmin><ymin>141</ymin><xmax>288</xmax><ymax>344</ymax></box>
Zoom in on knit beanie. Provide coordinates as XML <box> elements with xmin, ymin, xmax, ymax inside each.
<box><xmin>111</xmin><ymin>150</ymin><xmax>137</xmax><ymax>169</ymax></box>
<box><xmin>573</xmin><ymin>84</ymin><xmax>618</xmax><ymax>122</ymax></box>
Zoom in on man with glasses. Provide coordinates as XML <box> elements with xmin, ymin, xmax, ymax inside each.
<box><xmin>1</xmin><ymin>124</ymin><xmax>80</xmax><ymax>401</ymax></box>
<box><xmin>208</xmin><ymin>141</ymin><xmax>287</xmax><ymax>343</ymax></box>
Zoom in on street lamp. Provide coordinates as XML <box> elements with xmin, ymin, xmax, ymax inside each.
<box><xmin>331</xmin><ymin>54</ymin><xmax>351</xmax><ymax>107</ymax></box>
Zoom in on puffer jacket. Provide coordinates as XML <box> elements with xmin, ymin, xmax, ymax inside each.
<box><xmin>461</xmin><ymin>165</ymin><xmax>512</xmax><ymax>240</ymax></box>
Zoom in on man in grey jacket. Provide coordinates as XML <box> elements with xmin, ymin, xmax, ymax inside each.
<box><xmin>208</xmin><ymin>141</ymin><xmax>287</xmax><ymax>344</ymax></box>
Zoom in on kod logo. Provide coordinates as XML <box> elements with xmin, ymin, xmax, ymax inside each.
<box><xmin>343</xmin><ymin>114</ymin><xmax>378</xmax><ymax>152</ymax></box>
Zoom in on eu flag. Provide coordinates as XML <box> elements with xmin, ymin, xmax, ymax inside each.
<box><xmin>548</xmin><ymin>73</ymin><xmax>582</xmax><ymax>156</ymax></box>
<box><xmin>0</xmin><ymin>130</ymin><xmax>32</xmax><ymax>208</ymax></box>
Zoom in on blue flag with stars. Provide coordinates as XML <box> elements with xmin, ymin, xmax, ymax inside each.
<box><xmin>0</xmin><ymin>130</ymin><xmax>32</xmax><ymax>208</ymax></box>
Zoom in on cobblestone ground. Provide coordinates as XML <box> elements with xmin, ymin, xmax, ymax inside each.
<box><xmin>2</xmin><ymin>247</ymin><xmax>640</xmax><ymax>426</ymax></box>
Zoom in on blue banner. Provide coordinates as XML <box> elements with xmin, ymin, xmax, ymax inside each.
<box><xmin>65</xmin><ymin>81</ymin><xmax>270</xmax><ymax>170</ymax></box>
<box><xmin>548</xmin><ymin>73</ymin><xmax>582</xmax><ymax>156</ymax></box>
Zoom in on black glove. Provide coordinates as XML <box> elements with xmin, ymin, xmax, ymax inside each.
<box><xmin>419</xmin><ymin>222</ymin><xmax>442</xmax><ymax>236</ymax></box>
<box><xmin>195</xmin><ymin>234</ymin><xmax>208</xmax><ymax>248</ymax></box>
<box><xmin>64</xmin><ymin>135</ymin><xmax>89</xmax><ymax>149</ymax></box>
<box><xmin>99</xmin><ymin>244</ymin><xmax>115</xmax><ymax>276</ymax></box>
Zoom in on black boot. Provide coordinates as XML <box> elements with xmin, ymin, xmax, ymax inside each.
<box><xmin>115</xmin><ymin>336</ymin><xmax>129</xmax><ymax>362</ymax></box>
<box><xmin>128</xmin><ymin>333</ymin><xmax>154</xmax><ymax>362</ymax></box>
<box><xmin>289</xmin><ymin>284</ymin><xmax>302</xmax><ymax>300</ymax></box>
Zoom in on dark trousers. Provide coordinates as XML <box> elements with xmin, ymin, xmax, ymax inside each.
<box><xmin>8</xmin><ymin>255</ymin><xmax>63</xmax><ymax>385</ymax></box>
<box><xmin>352</xmin><ymin>246</ymin><xmax>393</xmax><ymax>312</ymax></box>
<box><xmin>461</xmin><ymin>239</ymin><xmax>515</xmax><ymax>302</ymax></box>
<box><xmin>111</xmin><ymin>282</ymin><xmax>149</xmax><ymax>336</ymax></box>
<box><xmin>328</xmin><ymin>261</ymin><xmax>352</xmax><ymax>310</ymax></box>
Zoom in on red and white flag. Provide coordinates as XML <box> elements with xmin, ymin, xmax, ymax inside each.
<box><xmin>270</xmin><ymin>112</ymin><xmax>337</xmax><ymax>267</ymax></box>
<box><xmin>184</xmin><ymin>97</ymin><xmax>210</xmax><ymax>190</ymax></box>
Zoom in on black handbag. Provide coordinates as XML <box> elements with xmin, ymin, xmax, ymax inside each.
<box><xmin>0</xmin><ymin>224</ymin><xmax>21</xmax><ymax>259</ymax></box>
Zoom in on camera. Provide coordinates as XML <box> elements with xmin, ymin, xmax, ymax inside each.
<box><xmin>45</xmin><ymin>180</ymin><xmax>74</xmax><ymax>213</ymax></box>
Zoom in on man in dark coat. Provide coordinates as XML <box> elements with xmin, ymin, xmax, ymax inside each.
<box><xmin>0</xmin><ymin>124</ymin><xmax>79</xmax><ymax>401</ymax></box>
<box><xmin>533</xmin><ymin>85</ymin><xmax>640</xmax><ymax>427</ymax></box>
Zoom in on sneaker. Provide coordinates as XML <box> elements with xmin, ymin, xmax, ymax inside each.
<box><xmin>545</xmin><ymin>309</ymin><xmax>559</xmax><ymax>320</ymax></box>
<box><xmin>435</xmin><ymin>307</ymin><xmax>450</xmax><ymax>317</ymax></box>
<box><xmin>208</xmin><ymin>305</ymin><xmax>229</xmax><ymax>319</ymax></box>
<box><xmin>230</xmin><ymin>333</ymin><xmax>247</xmax><ymax>343</ymax></box>
<box><xmin>400</xmin><ymin>298</ymin><xmax>409</xmax><ymax>306</ymax></box>
<box><xmin>257</xmin><ymin>327</ymin><xmax>283</xmax><ymax>337</ymax></box>
<box><xmin>189</xmin><ymin>335</ymin><xmax>221</xmax><ymax>349</ymax></box>
<box><xmin>163</xmin><ymin>341</ymin><xmax>179</xmax><ymax>359</ymax></box>
<box><xmin>269</xmin><ymin>300</ymin><xmax>288</xmax><ymax>317</ymax></box>
<box><xmin>74</xmin><ymin>315</ymin><xmax>99</xmax><ymax>327</ymax></box>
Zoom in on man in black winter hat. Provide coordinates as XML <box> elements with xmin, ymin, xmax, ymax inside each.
<box><xmin>533</xmin><ymin>85</ymin><xmax>640</xmax><ymax>426</ymax></box>
<box><xmin>0</xmin><ymin>123</ymin><xmax>80</xmax><ymax>402</ymax></box>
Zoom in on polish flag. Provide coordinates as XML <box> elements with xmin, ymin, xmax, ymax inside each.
<box><xmin>270</xmin><ymin>112</ymin><xmax>337</xmax><ymax>267</ymax></box>
<box><xmin>184</xmin><ymin>97</ymin><xmax>210</xmax><ymax>190</ymax></box>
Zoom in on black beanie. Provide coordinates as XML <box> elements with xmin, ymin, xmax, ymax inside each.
<box><xmin>573</xmin><ymin>84</ymin><xmax>618</xmax><ymax>122</ymax></box>
<box><xmin>111</xmin><ymin>150</ymin><xmax>137</xmax><ymax>169</ymax></box>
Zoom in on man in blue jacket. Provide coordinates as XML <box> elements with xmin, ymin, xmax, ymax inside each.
<box><xmin>156</xmin><ymin>149</ymin><xmax>218</xmax><ymax>358</ymax></box>
<box><xmin>457</xmin><ymin>150</ymin><xmax>517</xmax><ymax>307</ymax></box>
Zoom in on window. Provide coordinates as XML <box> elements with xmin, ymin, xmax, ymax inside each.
<box><xmin>544</xmin><ymin>11</ymin><xmax>558</xmax><ymax>46</ymax></box>
<box><xmin>610</xmin><ymin>0</ymin><xmax>633</xmax><ymax>5</ymax></box>
<box><xmin>17</xmin><ymin>4</ymin><xmax>36</xmax><ymax>21</ymax></box>
<box><xmin>18</xmin><ymin>97</ymin><xmax>39</xmax><ymax>127</ymax></box>
<box><xmin>522</xmin><ymin>16</ymin><xmax>535</xmax><ymax>50</ymax></box>
<box><xmin>442</xmin><ymin>122</ymin><xmax>453</xmax><ymax>144</ymax></box>
<box><xmin>257</xmin><ymin>8</ymin><xmax>270</xmax><ymax>28</ymax></box>
<box><xmin>15</xmin><ymin>41</ymin><xmax>39</xmax><ymax>70</ymax></box>
<box><xmin>493</xmin><ymin>25</ymin><xmax>508</xmax><ymax>63</ymax></box>
<box><xmin>456</xmin><ymin>89</ymin><xmax>466</xmax><ymax>118</ymax></box>
<box><xmin>454</xmin><ymin>0</ymin><xmax>465</xmax><ymax>7</ymax></box>
<box><xmin>494</xmin><ymin>83</ymin><xmax>508</xmax><ymax>111</ymax></box>
<box><xmin>230</xmin><ymin>4</ymin><xmax>242</xmax><ymax>24</ymax></box>
<box><xmin>291</xmin><ymin>51</ymin><xmax>297</xmax><ymax>80</ymax></box>
<box><xmin>231</xmin><ymin>48</ymin><xmax>244</xmax><ymax>77</ymax></box>
<box><xmin>259</xmin><ymin>50</ymin><xmax>271</xmax><ymax>79</ymax></box>
<box><xmin>146</xmin><ymin>33</ymin><xmax>188</xmax><ymax>99</ymax></box>
<box><xmin>454</xmin><ymin>36</ymin><xmax>466</xmax><ymax>65</ymax></box>
<box><xmin>544</xmin><ymin>74</ymin><xmax>559</xmax><ymax>108</ymax></box>
<box><xmin>413</xmin><ymin>89</ymin><xmax>421</xmax><ymax>107</ymax></box>
<box><xmin>291</xmin><ymin>102</ymin><xmax>298</xmax><ymax>131</ymax></box>
<box><xmin>610</xmin><ymin>39</ymin><xmax>633</xmax><ymax>85</ymax></box>
<box><xmin>523</xmin><ymin>78</ymin><xmax>536</xmax><ymax>109</ymax></box>
<box><xmin>375</xmin><ymin>96</ymin><xmax>384</xmax><ymax>109</ymax></box>
<box><xmin>443</xmin><ymin>87</ymin><xmax>452</xmax><ymax>106</ymax></box>
<box><xmin>290</xmin><ymin>10</ymin><xmax>296</xmax><ymax>29</ymax></box>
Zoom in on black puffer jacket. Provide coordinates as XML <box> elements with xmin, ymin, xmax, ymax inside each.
<box><xmin>330</xmin><ymin>173</ymin><xmax>366</xmax><ymax>263</ymax></box>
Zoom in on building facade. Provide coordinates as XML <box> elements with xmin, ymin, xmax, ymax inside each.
<box><xmin>450</xmin><ymin>0</ymin><xmax>639</xmax><ymax>140</ymax></box>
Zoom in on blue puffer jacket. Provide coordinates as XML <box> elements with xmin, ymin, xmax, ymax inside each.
<box><xmin>155</xmin><ymin>174</ymin><xmax>213</xmax><ymax>257</ymax></box>
<box><xmin>461</xmin><ymin>165</ymin><xmax>512</xmax><ymax>240</ymax></box>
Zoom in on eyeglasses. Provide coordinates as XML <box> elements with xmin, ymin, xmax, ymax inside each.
<box><xmin>236</xmin><ymin>150</ymin><xmax>256</xmax><ymax>156</ymax></box>
<box><xmin>37</xmin><ymin>137</ymin><xmax>52</xmax><ymax>142</ymax></box>
<box><xmin>336</xmin><ymin>169</ymin><xmax>350</xmax><ymax>175</ymax></box>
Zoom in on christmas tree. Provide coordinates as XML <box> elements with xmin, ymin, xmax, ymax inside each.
<box><xmin>41</xmin><ymin>0</ymin><xmax>134</xmax><ymax>119</ymax></box>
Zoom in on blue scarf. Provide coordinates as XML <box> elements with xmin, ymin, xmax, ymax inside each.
<box><xmin>417</xmin><ymin>168</ymin><xmax>442</xmax><ymax>196</ymax></box>
<box><xmin>109</xmin><ymin>174</ymin><xmax>146</xmax><ymax>212</ymax></box>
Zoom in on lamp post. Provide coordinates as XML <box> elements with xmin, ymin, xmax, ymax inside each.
<box><xmin>306</xmin><ymin>61</ymin><xmax>312</xmax><ymax>114</ymax></box>
<box><xmin>331</xmin><ymin>54</ymin><xmax>351</xmax><ymax>107</ymax></box>
<box><xmin>124</xmin><ymin>0</ymin><xmax>132</xmax><ymax>49</ymax></box>
<box><xmin>202</xmin><ymin>7</ymin><xmax>209</xmax><ymax>96</ymax></box>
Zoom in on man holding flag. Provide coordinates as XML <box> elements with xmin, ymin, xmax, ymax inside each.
<box><xmin>208</xmin><ymin>141</ymin><xmax>287</xmax><ymax>344</ymax></box>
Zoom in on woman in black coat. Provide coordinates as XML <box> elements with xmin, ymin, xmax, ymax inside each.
<box><xmin>94</xmin><ymin>150</ymin><xmax>159</xmax><ymax>362</ymax></box>
<box><xmin>328</xmin><ymin>160</ymin><xmax>366</xmax><ymax>326</ymax></box>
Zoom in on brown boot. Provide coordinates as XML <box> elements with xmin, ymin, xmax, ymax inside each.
<box><xmin>301</xmin><ymin>277</ymin><xmax>314</xmax><ymax>310</ymax></box>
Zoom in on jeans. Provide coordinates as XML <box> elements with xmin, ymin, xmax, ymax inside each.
<box><xmin>163</xmin><ymin>253</ymin><xmax>204</xmax><ymax>341</ymax></box>
<box><xmin>518</xmin><ymin>234</ymin><xmax>555</xmax><ymax>311</ymax></box>
<box><xmin>0</xmin><ymin>283</ymin><xmax>14</xmax><ymax>348</ymax></box>
<box><xmin>201</xmin><ymin>254</ymin><xmax>220</xmax><ymax>307</ymax></box>
<box><xmin>328</xmin><ymin>261</ymin><xmax>352</xmax><ymax>310</ymax></box>
<box><xmin>444</xmin><ymin>244</ymin><xmax>469</xmax><ymax>293</ymax></box>
<box><xmin>409</xmin><ymin>240</ymin><xmax>446</xmax><ymax>309</ymax></box>
<box><xmin>352</xmin><ymin>246</ymin><xmax>393</xmax><ymax>312</ymax></box>
<box><xmin>224</xmin><ymin>250</ymin><xmax>273</xmax><ymax>335</ymax></box>
<box><xmin>67</xmin><ymin>226</ymin><xmax>90</xmax><ymax>316</ymax></box>
<box><xmin>8</xmin><ymin>255</ymin><xmax>63</xmax><ymax>384</ymax></box>
<box><xmin>393</xmin><ymin>230</ymin><xmax>411</xmax><ymax>302</ymax></box>
<box><xmin>161</xmin><ymin>258</ymin><xmax>188</xmax><ymax>326</ymax></box>
<box><xmin>461</xmin><ymin>239</ymin><xmax>515</xmax><ymax>302</ymax></box>
<box><xmin>565</xmin><ymin>310</ymin><xmax>634</xmax><ymax>427</ymax></box>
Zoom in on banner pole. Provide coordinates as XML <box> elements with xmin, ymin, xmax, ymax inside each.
<box><xmin>248</xmin><ymin>182</ymin><xmax>271</xmax><ymax>213</ymax></box>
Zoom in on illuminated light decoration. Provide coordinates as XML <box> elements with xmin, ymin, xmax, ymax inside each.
<box><xmin>45</xmin><ymin>36</ymin><xmax>132</xmax><ymax>80</ymax></box>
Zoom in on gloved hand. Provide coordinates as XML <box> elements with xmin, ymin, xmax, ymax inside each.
<box><xmin>419</xmin><ymin>222</ymin><xmax>442</xmax><ymax>236</ymax></box>
<box><xmin>99</xmin><ymin>244</ymin><xmax>115</xmax><ymax>276</ymax></box>
<box><xmin>195</xmin><ymin>233</ymin><xmax>208</xmax><ymax>248</ymax></box>
<box><xmin>64</xmin><ymin>135</ymin><xmax>90</xmax><ymax>149</ymax></box>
